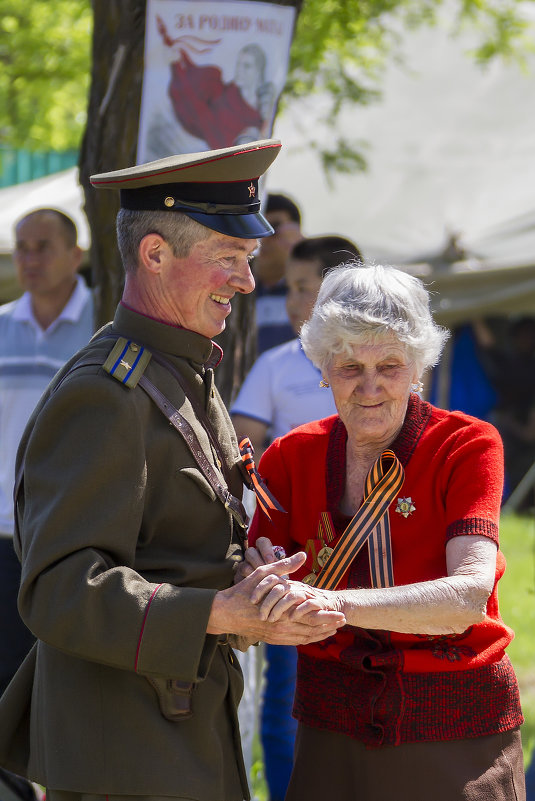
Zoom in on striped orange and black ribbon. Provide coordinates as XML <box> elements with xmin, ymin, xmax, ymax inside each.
<box><xmin>317</xmin><ymin>511</ymin><xmax>335</xmax><ymax>545</ymax></box>
<box><xmin>239</xmin><ymin>437</ymin><xmax>286</xmax><ymax>521</ymax></box>
<box><xmin>313</xmin><ymin>450</ymin><xmax>404</xmax><ymax>590</ymax></box>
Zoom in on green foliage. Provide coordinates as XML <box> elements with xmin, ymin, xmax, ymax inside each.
<box><xmin>285</xmin><ymin>0</ymin><xmax>534</xmax><ymax>173</ymax></box>
<box><xmin>289</xmin><ymin>0</ymin><xmax>533</xmax><ymax>89</ymax></box>
<box><xmin>458</xmin><ymin>0</ymin><xmax>534</xmax><ymax>63</ymax></box>
<box><xmin>0</xmin><ymin>0</ymin><xmax>532</xmax><ymax>168</ymax></box>
<box><xmin>0</xmin><ymin>0</ymin><xmax>92</xmax><ymax>149</ymax></box>
<box><xmin>250</xmin><ymin>737</ymin><xmax>268</xmax><ymax>801</ymax></box>
<box><xmin>497</xmin><ymin>512</ymin><xmax>535</xmax><ymax>766</ymax></box>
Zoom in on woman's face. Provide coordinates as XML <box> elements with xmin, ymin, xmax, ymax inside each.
<box><xmin>325</xmin><ymin>338</ymin><xmax>418</xmax><ymax>448</ymax></box>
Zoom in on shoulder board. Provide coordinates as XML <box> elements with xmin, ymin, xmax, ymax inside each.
<box><xmin>102</xmin><ymin>337</ymin><xmax>152</xmax><ymax>388</ymax></box>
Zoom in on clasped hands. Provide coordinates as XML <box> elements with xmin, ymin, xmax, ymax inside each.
<box><xmin>209</xmin><ymin>537</ymin><xmax>346</xmax><ymax>647</ymax></box>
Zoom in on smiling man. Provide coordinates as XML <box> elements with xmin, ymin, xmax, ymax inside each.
<box><xmin>0</xmin><ymin>140</ymin><xmax>346</xmax><ymax>801</ymax></box>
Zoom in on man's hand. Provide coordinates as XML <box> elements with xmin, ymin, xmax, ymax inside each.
<box><xmin>209</xmin><ymin>552</ymin><xmax>345</xmax><ymax>645</ymax></box>
<box><xmin>234</xmin><ymin>536</ymin><xmax>282</xmax><ymax>583</ymax></box>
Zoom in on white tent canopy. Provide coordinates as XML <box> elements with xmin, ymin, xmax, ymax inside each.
<box><xmin>268</xmin><ymin>4</ymin><xmax>535</xmax><ymax>272</ymax></box>
<box><xmin>0</xmin><ymin>167</ymin><xmax>90</xmax><ymax>253</ymax></box>
<box><xmin>0</xmin><ymin>168</ymin><xmax>90</xmax><ymax>301</ymax></box>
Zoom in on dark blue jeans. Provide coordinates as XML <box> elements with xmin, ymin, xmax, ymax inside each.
<box><xmin>0</xmin><ymin>536</ymin><xmax>35</xmax><ymax>696</ymax></box>
<box><xmin>526</xmin><ymin>750</ymin><xmax>535</xmax><ymax>801</ymax></box>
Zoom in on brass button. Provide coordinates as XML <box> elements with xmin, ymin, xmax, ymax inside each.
<box><xmin>164</xmin><ymin>196</ymin><xmax>175</xmax><ymax>207</ymax></box>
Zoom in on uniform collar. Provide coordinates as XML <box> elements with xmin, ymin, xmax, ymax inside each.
<box><xmin>114</xmin><ymin>302</ymin><xmax>223</xmax><ymax>368</ymax></box>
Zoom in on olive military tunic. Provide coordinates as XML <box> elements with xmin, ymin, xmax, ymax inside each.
<box><xmin>0</xmin><ymin>304</ymin><xmax>250</xmax><ymax>801</ymax></box>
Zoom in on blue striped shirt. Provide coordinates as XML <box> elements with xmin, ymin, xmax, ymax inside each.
<box><xmin>0</xmin><ymin>276</ymin><xmax>94</xmax><ymax>534</ymax></box>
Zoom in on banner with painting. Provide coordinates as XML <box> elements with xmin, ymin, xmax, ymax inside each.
<box><xmin>137</xmin><ymin>0</ymin><xmax>295</xmax><ymax>162</ymax></box>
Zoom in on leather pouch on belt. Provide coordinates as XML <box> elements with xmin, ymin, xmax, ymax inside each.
<box><xmin>147</xmin><ymin>676</ymin><xmax>195</xmax><ymax>720</ymax></box>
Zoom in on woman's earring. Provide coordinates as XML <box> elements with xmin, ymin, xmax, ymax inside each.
<box><xmin>411</xmin><ymin>380</ymin><xmax>424</xmax><ymax>394</ymax></box>
<box><xmin>319</xmin><ymin>379</ymin><xmax>330</xmax><ymax>388</ymax></box>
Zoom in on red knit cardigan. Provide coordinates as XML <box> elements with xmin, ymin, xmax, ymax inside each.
<box><xmin>249</xmin><ymin>394</ymin><xmax>523</xmax><ymax>746</ymax></box>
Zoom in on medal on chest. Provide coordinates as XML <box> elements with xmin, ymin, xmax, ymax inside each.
<box><xmin>303</xmin><ymin>511</ymin><xmax>335</xmax><ymax>584</ymax></box>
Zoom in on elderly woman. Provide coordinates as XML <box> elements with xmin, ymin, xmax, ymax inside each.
<box><xmin>241</xmin><ymin>264</ymin><xmax>525</xmax><ymax>801</ymax></box>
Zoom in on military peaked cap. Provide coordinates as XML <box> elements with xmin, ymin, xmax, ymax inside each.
<box><xmin>90</xmin><ymin>138</ymin><xmax>281</xmax><ymax>239</ymax></box>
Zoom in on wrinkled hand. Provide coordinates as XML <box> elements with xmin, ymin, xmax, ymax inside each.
<box><xmin>209</xmin><ymin>550</ymin><xmax>345</xmax><ymax>646</ymax></box>
<box><xmin>253</xmin><ymin>580</ymin><xmax>343</xmax><ymax>624</ymax></box>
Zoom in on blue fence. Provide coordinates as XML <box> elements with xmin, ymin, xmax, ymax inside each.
<box><xmin>0</xmin><ymin>148</ymin><xmax>79</xmax><ymax>188</ymax></box>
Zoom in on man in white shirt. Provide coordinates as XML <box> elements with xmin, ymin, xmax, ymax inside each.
<box><xmin>253</xmin><ymin>193</ymin><xmax>303</xmax><ymax>354</ymax></box>
<box><xmin>0</xmin><ymin>208</ymin><xmax>94</xmax><ymax>698</ymax></box>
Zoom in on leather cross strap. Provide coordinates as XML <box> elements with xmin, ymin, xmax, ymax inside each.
<box><xmin>100</xmin><ymin>332</ymin><xmax>248</xmax><ymax>530</ymax></box>
<box><xmin>137</xmin><ymin>374</ymin><xmax>248</xmax><ymax>532</ymax></box>
<box><xmin>313</xmin><ymin>449</ymin><xmax>404</xmax><ymax>590</ymax></box>
<box><xmin>150</xmin><ymin>351</ymin><xmax>234</xmax><ymax>488</ymax></box>
<box><xmin>14</xmin><ymin>333</ymin><xmax>249</xmax><ymax>535</ymax></box>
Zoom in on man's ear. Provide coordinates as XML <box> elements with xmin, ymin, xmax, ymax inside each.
<box><xmin>139</xmin><ymin>233</ymin><xmax>168</xmax><ymax>274</ymax></box>
<box><xmin>72</xmin><ymin>245</ymin><xmax>83</xmax><ymax>273</ymax></box>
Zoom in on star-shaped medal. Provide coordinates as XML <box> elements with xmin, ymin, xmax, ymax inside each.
<box><xmin>395</xmin><ymin>497</ymin><xmax>416</xmax><ymax>518</ymax></box>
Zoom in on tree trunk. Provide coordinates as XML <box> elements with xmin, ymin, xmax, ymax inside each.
<box><xmin>79</xmin><ymin>0</ymin><xmax>302</xmax><ymax>404</ymax></box>
<box><xmin>79</xmin><ymin>0</ymin><xmax>146</xmax><ymax>327</ymax></box>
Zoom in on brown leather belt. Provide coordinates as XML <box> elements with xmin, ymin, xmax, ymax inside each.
<box><xmin>137</xmin><ymin>373</ymin><xmax>248</xmax><ymax>531</ymax></box>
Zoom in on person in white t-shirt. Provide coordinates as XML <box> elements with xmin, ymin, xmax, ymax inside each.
<box><xmin>232</xmin><ymin>234</ymin><xmax>362</xmax><ymax>801</ymax></box>
<box><xmin>0</xmin><ymin>209</ymin><xmax>94</xmax><ymax>699</ymax></box>
<box><xmin>253</xmin><ymin>193</ymin><xmax>303</xmax><ymax>354</ymax></box>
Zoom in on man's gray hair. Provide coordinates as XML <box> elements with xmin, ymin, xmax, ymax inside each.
<box><xmin>116</xmin><ymin>209</ymin><xmax>213</xmax><ymax>272</ymax></box>
<box><xmin>300</xmin><ymin>263</ymin><xmax>450</xmax><ymax>375</ymax></box>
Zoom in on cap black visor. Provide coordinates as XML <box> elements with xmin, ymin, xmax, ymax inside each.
<box><xmin>182</xmin><ymin>209</ymin><xmax>274</xmax><ymax>239</ymax></box>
